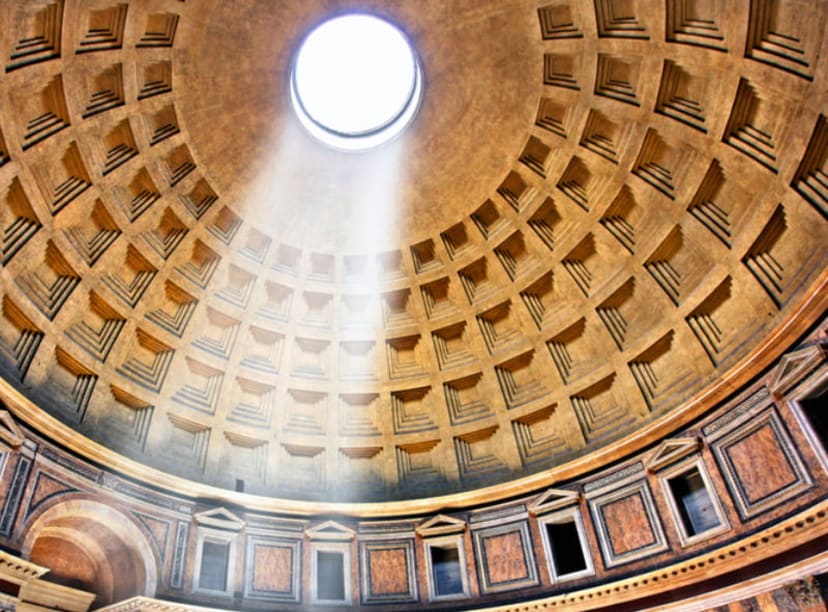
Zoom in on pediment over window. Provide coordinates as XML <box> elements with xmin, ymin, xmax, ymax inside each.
<box><xmin>645</xmin><ymin>437</ymin><xmax>700</xmax><ymax>472</ymax></box>
<box><xmin>193</xmin><ymin>507</ymin><xmax>245</xmax><ymax>531</ymax></box>
<box><xmin>305</xmin><ymin>520</ymin><xmax>355</xmax><ymax>541</ymax></box>
<box><xmin>416</xmin><ymin>514</ymin><xmax>466</xmax><ymax>537</ymax></box>
<box><xmin>528</xmin><ymin>487</ymin><xmax>581</xmax><ymax>515</ymax></box>
<box><xmin>768</xmin><ymin>344</ymin><xmax>826</xmax><ymax>398</ymax></box>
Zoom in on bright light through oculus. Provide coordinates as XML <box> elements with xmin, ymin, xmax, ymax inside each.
<box><xmin>291</xmin><ymin>14</ymin><xmax>422</xmax><ymax>151</ymax></box>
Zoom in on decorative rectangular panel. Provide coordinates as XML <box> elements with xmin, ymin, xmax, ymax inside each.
<box><xmin>472</xmin><ymin>520</ymin><xmax>539</xmax><ymax>594</ymax></box>
<box><xmin>137</xmin><ymin>12</ymin><xmax>180</xmax><ymax>48</ymax></box>
<box><xmin>339</xmin><ymin>393</ymin><xmax>381</xmax><ymax>436</ymax></box>
<box><xmin>34</xmin><ymin>142</ymin><xmax>91</xmax><ymax>215</ymax></box>
<box><xmin>0</xmin><ymin>296</ymin><xmax>44</xmax><ymax>380</ymax></box>
<box><xmin>244</xmin><ymin>536</ymin><xmax>301</xmax><ymax>603</ymax></box>
<box><xmin>538</xmin><ymin>3</ymin><xmax>583</xmax><ymax>39</ymax></box>
<box><xmin>6</xmin><ymin>1</ymin><xmax>63</xmax><ymax>71</ymax></box>
<box><xmin>587</xmin><ymin>477</ymin><xmax>668</xmax><ymax>567</ymax></box>
<box><xmin>0</xmin><ymin>455</ymin><xmax>32</xmax><ymax>537</ymax></box>
<box><xmin>392</xmin><ymin>387</ymin><xmax>437</xmax><ymax>434</ymax></box>
<box><xmin>744</xmin><ymin>0</ymin><xmax>825</xmax><ymax>81</ymax></box>
<box><xmin>76</xmin><ymin>4</ymin><xmax>127</xmax><ymax>53</ymax></box>
<box><xmin>512</xmin><ymin>404</ymin><xmax>568</xmax><ymax>467</ymax></box>
<box><xmin>665</xmin><ymin>0</ymin><xmax>726</xmax><ymax>51</ymax></box>
<box><xmin>108</xmin><ymin>386</ymin><xmax>154</xmax><ymax>454</ymax></box>
<box><xmin>789</xmin><ymin>113</ymin><xmax>826</xmax><ymax>218</ymax></box>
<box><xmin>722</xmin><ymin>78</ymin><xmax>788</xmax><ymax>174</ymax></box>
<box><xmin>360</xmin><ymin>539</ymin><xmax>418</xmax><ymax>603</ymax></box>
<box><xmin>706</xmin><ymin>400</ymin><xmax>812</xmax><ymax>519</ymax></box>
<box><xmin>396</xmin><ymin>440</ymin><xmax>444</xmax><ymax>485</ymax></box>
<box><xmin>411</xmin><ymin>238</ymin><xmax>440</xmax><ymax>273</ymax></box>
<box><xmin>454</xmin><ymin>426</ymin><xmax>507</xmax><ymax>481</ymax></box>
<box><xmin>82</xmin><ymin>63</ymin><xmax>125</xmax><ymax>118</ymax></box>
<box><xmin>170</xmin><ymin>521</ymin><xmax>189</xmax><ymax>589</ymax></box>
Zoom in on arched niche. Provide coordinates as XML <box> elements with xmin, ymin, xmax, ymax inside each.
<box><xmin>20</xmin><ymin>499</ymin><xmax>158</xmax><ymax>606</ymax></box>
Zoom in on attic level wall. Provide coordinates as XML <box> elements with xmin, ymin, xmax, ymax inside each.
<box><xmin>0</xmin><ymin>321</ymin><xmax>825</xmax><ymax>611</ymax></box>
<box><xmin>0</xmin><ymin>0</ymin><xmax>826</xmax><ymax>504</ymax></box>
<box><xmin>0</xmin><ymin>0</ymin><xmax>826</xmax><ymax>608</ymax></box>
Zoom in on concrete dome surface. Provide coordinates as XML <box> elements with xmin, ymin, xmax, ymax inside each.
<box><xmin>0</xmin><ymin>1</ymin><xmax>826</xmax><ymax>610</ymax></box>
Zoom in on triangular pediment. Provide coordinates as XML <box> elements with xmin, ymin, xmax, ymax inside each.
<box><xmin>305</xmin><ymin>520</ymin><xmax>355</xmax><ymax>540</ymax></box>
<box><xmin>528</xmin><ymin>488</ymin><xmax>581</xmax><ymax>515</ymax></box>
<box><xmin>768</xmin><ymin>344</ymin><xmax>826</xmax><ymax>398</ymax></box>
<box><xmin>416</xmin><ymin>514</ymin><xmax>466</xmax><ymax>537</ymax></box>
<box><xmin>645</xmin><ymin>437</ymin><xmax>700</xmax><ymax>472</ymax></box>
<box><xmin>0</xmin><ymin>410</ymin><xmax>25</xmax><ymax>448</ymax></box>
<box><xmin>194</xmin><ymin>507</ymin><xmax>245</xmax><ymax>531</ymax></box>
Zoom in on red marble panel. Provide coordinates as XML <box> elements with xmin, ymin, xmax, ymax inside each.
<box><xmin>135</xmin><ymin>513</ymin><xmax>170</xmax><ymax>559</ymax></box>
<box><xmin>726</xmin><ymin>423</ymin><xmax>797</xmax><ymax>503</ymax></box>
<box><xmin>602</xmin><ymin>493</ymin><xmax>656</xmax><ymax>556</ymax></box>
<box><xmin>369</xmin><ymin>547</ymin><xmax>410</xmax><ymax>595</ymax></box>
<box><xmin>27</xmin><ymin>471</ymin><xmax>73</xmax><ymax>513</ymax></box>
<box><xmin>483</xmin><ymin>531</ymin><xmax>528</xmax><ymax>584</ymax></box>
<box><xmin>252</xmin><ymin>544</ymin><xmax>293</xmax><ymax>592</ymax></box>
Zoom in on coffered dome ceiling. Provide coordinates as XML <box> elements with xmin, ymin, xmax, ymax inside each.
<box><xmin>0</xmin><ymin>0</ymin><xmax>826</xmax><ymax>507</ymax></box>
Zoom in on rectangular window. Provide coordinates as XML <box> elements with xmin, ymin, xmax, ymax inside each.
<box><xmin>198</xmin><ymin>540</ymin><xmax>229</xmax><ymax>592</ymax></box>
<box><xmin>792</xmin><ymin>379</ymin><xmax>828</xmax><ymax>473</ymax></box>
<box><xmin>423</xmin><ymin>534</ymin><xmax>469</xmax><ymax>601</ymax></box>
<box><xmin>801</xmin><ymin>389</ymin><xmax>827</xmax><ymax>450</ymax></box>
<box><xmin>538</xmin><ymin>509</ymin><xmax>593</xmax><ymax>581</ymax></box>
<box><xmin>316</xmin><ymin>550</ymin><xmax>345</xmax><ymax>601</ymax></box>
<box><xmin>546</xmin><ymin>520</ymin><xmax>587</xmax><ymax>576</ymax></box>
<box><xmin>659</xmin><ymin>458</ymin><xmax>728</xmax><ymax>546</ymax></box>
<box><xmin>668</xmin><ymin>468</ymin><xmax>721</xmax><ymax>536</ymax></box>
<box><xmin>430</xmin><ymin>545</ymin><xmax>464</xmax><ymax>597</ymax></box>
<box><xmin>311</xmin><ymin>542</ymin><xmax>351</xmax><ymax>605</ymax></box>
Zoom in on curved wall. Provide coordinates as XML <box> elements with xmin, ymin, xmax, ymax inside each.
<box><xmin>0</xmin><ymin>0</ymin><xmax>826</xmax><ymax>504</ymax></box>
<box><xmin>0</xmin><ymin>324</ymin><xmax>826</xmax><ymax>610</ymax></box>
<box><xmin>0</xmin><ymin>0</ymin><xmax>827</xmax><ymax>608</ymax></box>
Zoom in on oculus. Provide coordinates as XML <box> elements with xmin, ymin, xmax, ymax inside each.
<box><xmin>290</xmin><ymin>14</ymin><xmax>422</xmax><ymax>151</ymax></box>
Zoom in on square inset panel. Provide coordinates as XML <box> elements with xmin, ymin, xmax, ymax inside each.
<box><xmin>588</xmin><ymin>479</ymin><xmax>668</xmax><ymax>568</ymax></box>
<box><xmin>709</xmin><ymin>407</ymin><xmax>812</xmax><ymax>520</ymax></box>
<box><xmin>244</xmin><ymin>536</ymin><xmax>301</xmax><ymax>603</ymax></box>
<box><xmin>472</xmin><ymin>521</ymin><xmax>539</xmax><ymax>594</ymax></box>
<box><xmin>396</xmin><ymin>440</ymin><xmax>444</xmax><ymax>485</ymax></box>
<box><xmin>360</xmin><ymin>540</ymin><xmax>418</xmax><ymax>604</ymax></box>
<box><xmin>279</xmin><ymin>444</ymin><xmax>324</xmax><ymax>491</ymax></box>
<box><xmin>339</xmin><ymin>393</ymin><xmax>381</xmax><ymax>437</ymax></box>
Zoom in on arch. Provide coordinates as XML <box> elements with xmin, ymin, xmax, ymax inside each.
<box><xmin>21</xmin><ymin>499</ymin><xmax>158</xmax><ymax>605</ymax></box>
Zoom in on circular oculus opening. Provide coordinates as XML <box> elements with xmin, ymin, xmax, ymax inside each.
<box><xmin>291</xmin><ymin>14</ymin><xmax>422</xmax><ymax>151</ymax></box>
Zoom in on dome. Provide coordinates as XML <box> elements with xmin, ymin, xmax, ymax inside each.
<box><xmin>0</xmin><ymin>0</ymin><xmax>826</xmax><ymax>610</ymax></box>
